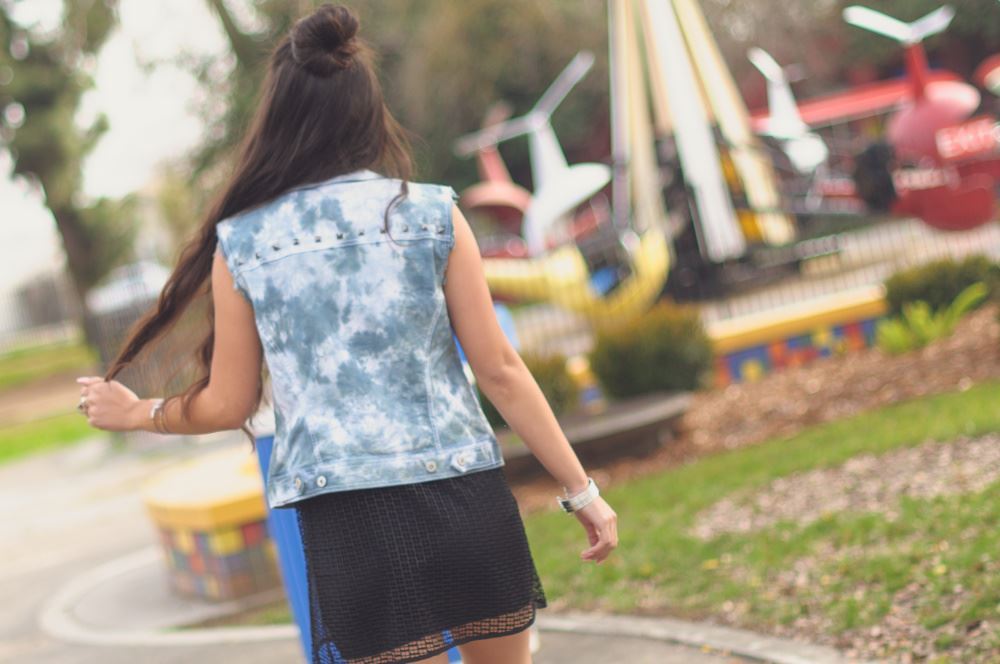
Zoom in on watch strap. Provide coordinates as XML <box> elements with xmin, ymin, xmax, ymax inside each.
<box><xmin>557</xmin><ymin>477</ymin><xmax>599</xmax><ymax>513</ymax></box>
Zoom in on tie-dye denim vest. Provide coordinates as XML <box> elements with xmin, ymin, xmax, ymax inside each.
<box><xmin>215</xmin><ymin>169</ymin><xmax>504</xmax><ymax>508</ymax></box>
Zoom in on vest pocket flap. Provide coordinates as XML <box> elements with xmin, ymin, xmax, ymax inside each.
<box><xmin>449</xmin><ymin>444</ymin><xmax>494</xmax><ymax>473</ymax></box>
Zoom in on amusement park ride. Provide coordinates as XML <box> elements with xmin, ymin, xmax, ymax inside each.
<box><xmin>750</xmin><ymin>5</ymin><xmax>1000</xmax><ymax>232</ymax></box>
<box><xmin>452</xmin><ymin>1</ymin><xmax>1000</xmax><ymax>323</ymax></box>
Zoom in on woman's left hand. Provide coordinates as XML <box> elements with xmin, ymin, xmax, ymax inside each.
<box><xmin>76</xmin><ymin>377</ymin><xmax>144</xmax><ymax>432</ymax></box>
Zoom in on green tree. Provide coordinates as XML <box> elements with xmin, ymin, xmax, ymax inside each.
<box><xmin>189</xmin><ymin>0</ymin><xmax>608</xmax><ymax>194</ymax></box>
<box><xmin>0</xmin><ymin>0</ymin><xmax>135</xmax><ymax>332</ymax></box>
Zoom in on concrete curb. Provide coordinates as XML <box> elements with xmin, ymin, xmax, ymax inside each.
<box><xmin>537</xmin><ymin>611</ymin><xmax>873</xmax><ymax>664</ymax></box>
<box><xmin>40</xmin><ymin>547</ymin><xmax>867</xmax><ymax>663</ymax></box>
<box><xmin>38</xmin><ymin>547</ymin><xmax>300</xmax><ymax>647</ymax></box>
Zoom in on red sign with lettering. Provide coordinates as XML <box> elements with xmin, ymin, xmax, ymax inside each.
<box><xmin>935</xmin><ymin>116</ymin><xmax>1000</xmax><ymax>162</ymax></box>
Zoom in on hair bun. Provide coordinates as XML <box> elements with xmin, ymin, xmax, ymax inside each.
<box><xmin>291</xmin><ymin>4</ymin><xmax>360</xmax><ymax>76</ymax></box>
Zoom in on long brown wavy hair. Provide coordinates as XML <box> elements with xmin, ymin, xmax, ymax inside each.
<box><xmin>104</xmin><ymin>4</ymin><xmax>413</xmax><ymax>443</ymax></box>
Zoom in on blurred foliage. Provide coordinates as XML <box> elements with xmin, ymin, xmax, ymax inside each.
<box><xmin>477</xmin><ymin>382</ymin><xmax>504</xmax><ymax>430</ymax></box>
<box><xmin>876</xmin><ymin>282</ymin><xmax>988</xmax><ymax>355</ymax></box>
<box><xmin>589</xmin><ymin>301</ymin><xmax>713</xmax><ymax>399</ymax></box>
<box><xmin>523</xmin><ymin>351</ymin><xmax>580</xmax><ymax>417</ymax></box>
<box><xmin>884</xmin><ymin>255</ymin><xmax>1000</xmax><ymax>317</ymax></box>
<box><xmin>478</xmin><ymin>351</ymin><xmax>580</xmax><ymax>431</ymax></box>
<box><xmin>0</xmin><ymin>0</ymin><xmax>136</xmax><ymax>308</ymax></box>
<box><xmin>187</xmin><ymin>0</ymin><xmax>608</xmax><ymax>192</ymax></box>
<box><xmin>154</xmin><ymin>168</ymin><xmax>204</xmax><ymax>247</ymax></box>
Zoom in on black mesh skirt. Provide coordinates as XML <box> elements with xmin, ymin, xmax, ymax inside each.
<box><xmin>295</xmin><ymin>466</ymin><xmax>548</xmax><ymax>664</ymax></box>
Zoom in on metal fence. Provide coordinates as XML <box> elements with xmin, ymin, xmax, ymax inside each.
<box><xmin>473</xmin><ymin>213</ymin><xmax>1000</xmax><ymax>361</ymax></box>
<box><xmin>0</xmin><ymin>271</ymin><xmax>80</xmax><ymax>355</ymax></box>
<box><xmin>5</xmin><ymin>214</ymin><xmax>997</xmax><ymax>397</ymax></box>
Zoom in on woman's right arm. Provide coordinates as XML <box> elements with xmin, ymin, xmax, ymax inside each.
<box><xmin>443</xmin><ymin>204</ymin><xmax>618</xmax><ymax>563</ymax></box>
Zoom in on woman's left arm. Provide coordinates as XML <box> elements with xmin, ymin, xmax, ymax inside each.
<box><xmin>77</xmin><ymin>250</ymin><xmax>263</xmax><ymax>434</ymax></box>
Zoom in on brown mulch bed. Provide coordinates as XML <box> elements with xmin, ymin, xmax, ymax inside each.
<box><xmin>690</xmin><ymin>433</ymin><xmax>1000</xmax><ymax>540</ymax></box>
<box><xmin>509</xmin><ymin>304</ymin><xmax>1000</xmax><ymax>514</ymax></box>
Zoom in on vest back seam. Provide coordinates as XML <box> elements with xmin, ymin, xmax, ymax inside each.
<box><xmin>424</xmin><ymin>300</ymin><xmax>446</xmax><ymax>453</ymax></box>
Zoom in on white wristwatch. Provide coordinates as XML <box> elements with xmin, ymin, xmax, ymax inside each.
<box><xmin>557</xmin><ymin>477</ymin><xmax>599</xmax><ymax>513</ymax></box>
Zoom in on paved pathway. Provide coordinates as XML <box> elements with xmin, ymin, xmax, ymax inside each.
<box><xmin>0</xmin><ymin>436</ymin><xmax>851</xmax><ymax>663</ymax></box>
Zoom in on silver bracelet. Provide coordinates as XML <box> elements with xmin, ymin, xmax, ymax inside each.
<box><xmin>557</xmin><ymin>477</ymin><xmax>599</xmax><ymax>513</ymax></box>
<box><xmin>149</xmin><ymin>398</ymin><xmax>168</xmax><ymax>434</ymax></box>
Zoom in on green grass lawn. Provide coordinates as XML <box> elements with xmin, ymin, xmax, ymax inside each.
<box><xmin>211</xmin><ymin>381</ymin><xmax>1000</xmax><ymax>660</ymax></box>
<box><xmin>0</xmin><ymin>412</ymin><xmax>98</xmax><ymax>465</ymax></box>
<box><xmin>0</xmin><ymin>339</ymin><xmax>100</xmax><ymax>464</ymax></box>
<box><xmin>0</xmin><ymin>338</ymin><xmax>97</xmax><ymax>392</ymax></box>
<box><xmin>526</xmin><ymin>381</ymin><xmax>1000</xmax><ymax>658</ymax></box>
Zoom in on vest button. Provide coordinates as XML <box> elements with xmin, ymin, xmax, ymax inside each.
<box><xmin>424</xmin><ymin>460</ymin><xmax>438</xmax><ymax>472</ymax></box>
<box><xmin>451</xmin><ymin>451</ymin><xmax>473</xmax><ymax>472</ymax></box>
<box><xmin>294</xmin><ymin>477</ymin><xmax>303</xmax><ymax>491</ymax></box>
<box><xmin>316</xmin><ymin>476</ymin><xmax>327</xmax><ymax>488</ymax></box>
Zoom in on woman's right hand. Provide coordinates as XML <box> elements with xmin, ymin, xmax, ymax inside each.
<box><xmin>574</xmin><ymin>496</ymin><xmax>618</xmax><ymax>564</ymax></box>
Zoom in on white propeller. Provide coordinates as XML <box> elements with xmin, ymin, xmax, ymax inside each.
<box><xmin>453</xmin><ymin>52</ymin><xmax>596</xmax><ymax>157</ymax></box>
<box><xmin>843</xmin><ymin>5</ymin><xmax>955</xmax><ymax>45</ymax></box>
<box><xmin>748</xmin><ymin>47</ymin><xmax>829</xmax><ymax>174</ymax></box>
<box><xmin>747</xmin><ymin>47</ymin><xmax>784</xmax><ymax>83</ymax></box>
<box><xmin>748</xmin><ymin>48</ymin><xmax>807</xmax><ymax>137</ymax></box>
<box><xmin>533</xmin><ymin>51</ymin><xmax>596</xmax><ymax>118</ymax></box>
<box><xmin>910</xmin><ymin>6</ymin><xmax>956</xmax><ymax>41</ymax></box>
<box><xmin>452</xmin><ymin>51</ymin><xmax>611</xmax><ymax>256</ymax></box>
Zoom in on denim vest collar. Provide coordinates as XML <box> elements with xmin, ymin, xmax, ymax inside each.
<box><xmin>287</xmin><ymin>168</ymin><xmax>385</xmax><ymax>195</ymax></box>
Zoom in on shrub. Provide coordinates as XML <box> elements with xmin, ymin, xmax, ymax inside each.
<box><xmin>588</xmin><ymin>301</ymin><xmax>713</xmax><ymax>399</ymax></box>
<box><xmin>876</xmin><ymin>282</ymin><xmax>988</xmax><ymax>355</ymax></box>
<box><xmin>476</xmin><ymin>351</ymin><xmax>579</xmax><ymax>430</ymax></box>
<box><xmin>477</xmin><ymin>383</ymin><xmax>505</xmax><ymax>430</ymax></box>
<box><xmin>884</xmin><ymin>255</ymin><xmax>999</xmax><ymax>317</ymax></box>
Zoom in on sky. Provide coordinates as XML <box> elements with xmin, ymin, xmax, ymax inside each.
<box><xmin>0</xmin><ymin>0</ymin><xmax>227</xmax><ymax>298</ymax></box>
